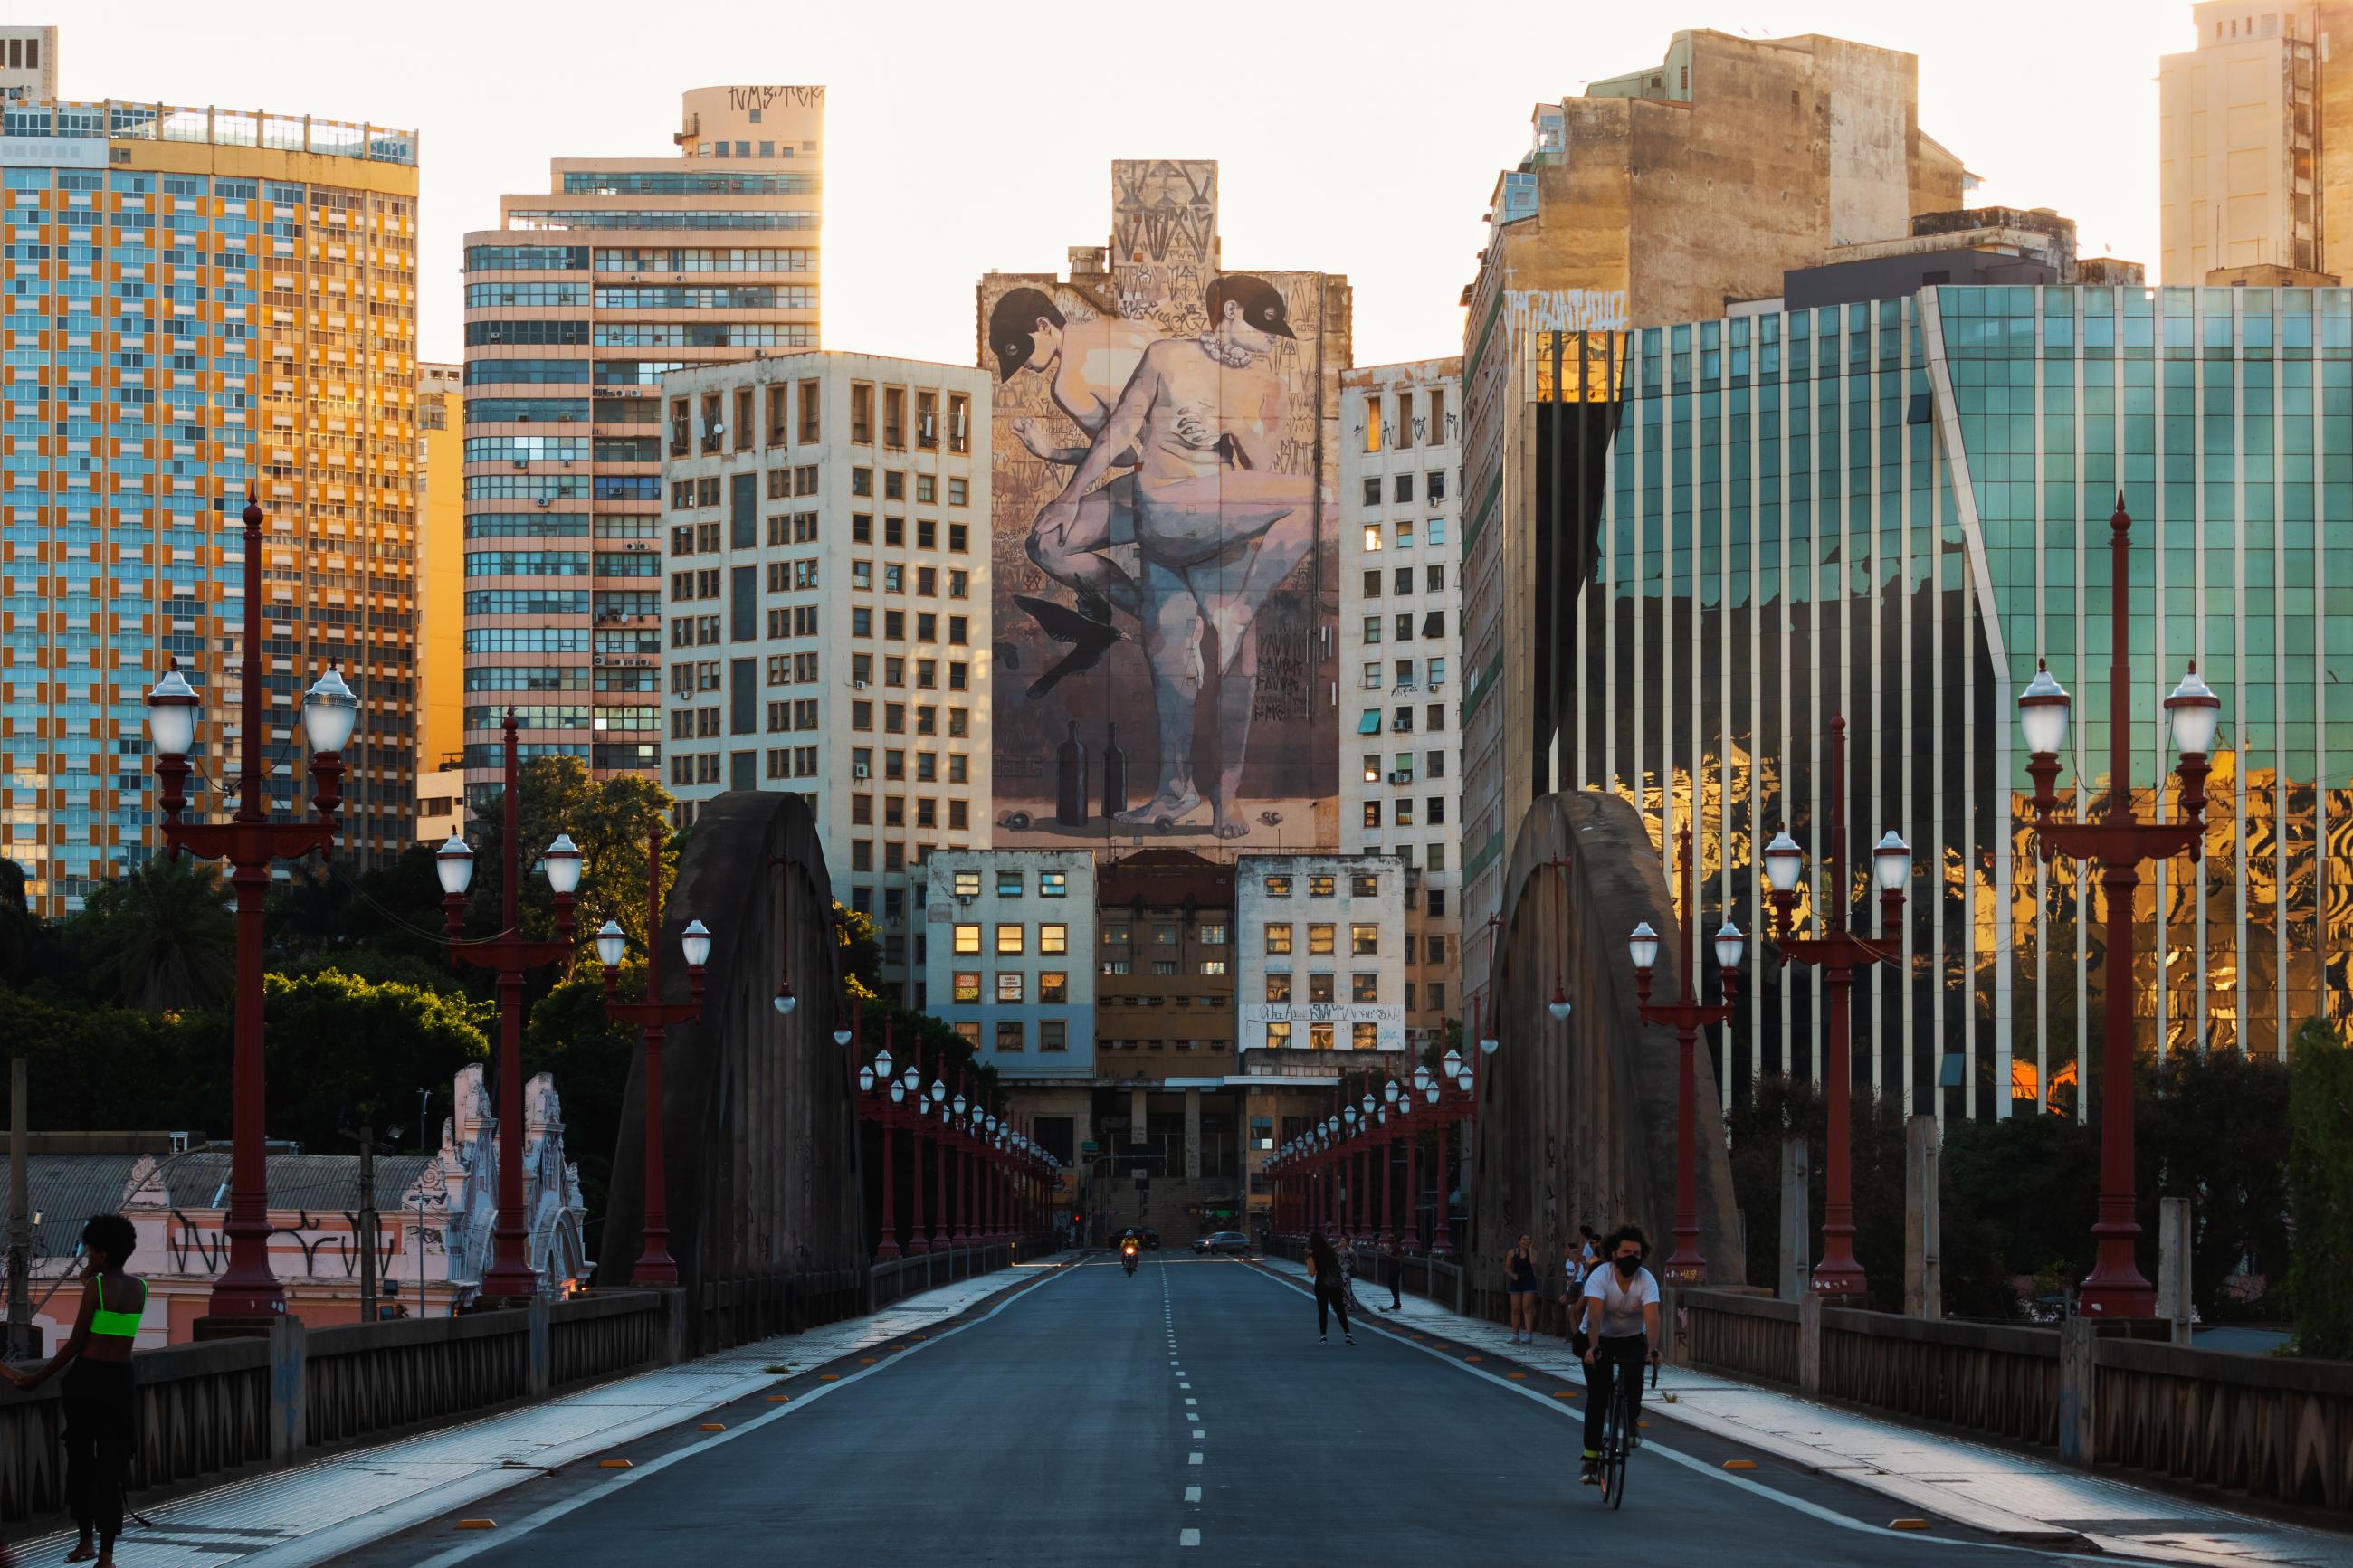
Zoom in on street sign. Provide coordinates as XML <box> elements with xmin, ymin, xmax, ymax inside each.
<box><xmin>1082</xmin><ymin>1140</ymin><xmax>1100</xmax><ymax>1153</ymax></box>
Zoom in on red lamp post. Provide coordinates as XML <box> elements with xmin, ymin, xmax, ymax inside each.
<box><xmin>594</xmin><ymin>822</ymin><xmax>710</xmax><ymax>1288</ymax></box>
<box><xmin>1626</xmin><ymin>826</ymin><xmax>1747</xmax><ymax>1288</ymax></box>
<box><xmin>926</xmin><ymin>1064</ymin><xmax>950</xmax><ymax>1252</ymax></box>
<box><xmin>856</xmin><ymin>1022</ymin><xmax>910</xmax><ymax>1260</ymax></box>
<box><xmin>1763</xmin><ymin>717</ymin><xmax>1910</xmax><ymax>1301</ymax></box>
<box><xmin>434</xmin><ymin>710</ymin><xmax>580</xmax><ymax>1306</ymax></box>
<box><xmin>2017</xmin><ymin>496</ymin><xmax>2217</xmax><ymax>1320</ymax></box>
<box><xmin>144</xmin><ymin>493</ymin><xmax>358</xmax><ymax>1322</ymax></box>
<box><xmin>952</xmin><ymin>1071</ymin><xmax>973</xmax><ymax>1245</ymax></box>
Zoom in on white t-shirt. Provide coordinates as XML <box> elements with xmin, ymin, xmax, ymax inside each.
<box><xmin>1581</xmin><ymin>1263</ymin><xmax>1661</xmax><ymax>1339</ymax></box>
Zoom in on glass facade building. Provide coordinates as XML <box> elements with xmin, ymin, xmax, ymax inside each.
<box><xmin>1478</xmin><ymin>284</ymin><xmax>2350</xmax><ymax>1121</ymax></box>
<box><xmin>3</xmin><ymin>96</ymin><xmax>420</xmax><ymax>913</ymax></box>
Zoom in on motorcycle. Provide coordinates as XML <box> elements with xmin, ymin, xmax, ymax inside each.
<box><xmin>1120</xmin><ymin>1240</ymin><xmax>1139</xmax><ymax>1277</ymax></box>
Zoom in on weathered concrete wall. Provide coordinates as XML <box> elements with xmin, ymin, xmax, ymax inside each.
<box><xmin>601</xmin><ymin>791</ymin><xmax>863</xmax><ymax>1307</ymax></box>
<box><xmin>1466</xmin><ymin>790</ymin><xmax>1743</xmax><ymax>1293</ymax></box>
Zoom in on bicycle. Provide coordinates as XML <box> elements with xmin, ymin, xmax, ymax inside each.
<box><xmin>1595</xmin><ymin>1353</ymin><xmax>1659</xmax><ymax>1508</ymax></box>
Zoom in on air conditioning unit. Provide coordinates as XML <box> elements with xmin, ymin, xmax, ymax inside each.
<box><xmin>853</xmin><ymin>763</ymin><xmax>870</xmax><ymax>779</ymax></box>
<box><xmin>1429</xmin><ymin>679</ymin><xmax>1445</xmax><ymax>692</ymax></box>
<box><xmin>853</xmin><ymin>679</ymin><xmax>867</xmax><ymax>689</ymax></box>
<box><xmin>1388</xmin><ymin>770</ymin><xmax>1413</xmax><ymax>784</ymax></box>
<box><xmin>592</xmin><ymin>655</ymin><xmax>605</xmax><ymax>665</ymax></box>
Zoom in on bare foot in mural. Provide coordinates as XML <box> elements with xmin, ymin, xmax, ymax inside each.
<box><xmin>1117</xmin><ymin>787</ymin><xmax>1200</xmax><ymax>827</ymax></box>
<box><xmin>1211</xmin><ymin>804</ymin><xmax>1251</xmax><ymax>840</ymax></box>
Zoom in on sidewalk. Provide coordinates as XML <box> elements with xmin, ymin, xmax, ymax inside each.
<box><xmin>14</xmin><ymin>1256</ymin><xmax>1075</xmax><ymax>1568</ymax></box>
<box><xmin>1257</xmin><ymin>1256</ymin><xmax>2353</xmax><ymax>1568</ymax></box>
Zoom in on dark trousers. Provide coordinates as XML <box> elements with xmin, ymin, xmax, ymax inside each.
<box><xmin>1581</xmin><ymin>1333</ymin><xmax>1648</xmax><ymax>1453</ymax></box>
<box><xmin>1314</xmin><ymin>1278</ymin><xmax>1351</xmax><ymax>1336</ymax></box>
<box><xmin>62</xmin><ymin>1360</ymin><xmax>133</xmax><ymax>1551</ymax></box>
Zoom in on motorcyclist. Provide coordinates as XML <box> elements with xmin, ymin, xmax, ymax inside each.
<box><xmin>1120</xmin><ymin>1235</ymin><xmax>1140</xmax><ymax>1276</ymax></box>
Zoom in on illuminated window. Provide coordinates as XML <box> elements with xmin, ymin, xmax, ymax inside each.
<box><xmin>1264</xmin><ymin>925</ymin><xmax>1293</xmax><ymax>955</ymax></box>
<box><xmin>1310</xmin><ymin>1022</ymin><xmax>1335</xmax><ymax>1050</ymax></box>
<box><xmin>953</xmin><ymin>924</ymin><xmax>981</xmax><ymax>955</ymax></box>
<box><xmin>1351</xmin><ymin>924</ymin><xmax>1378</xmax><ymax>955</ymax></box>
<box><xmin>997</xmin><ymin>972</ymin><xmax>1025</xmax><ymax>1003</ymax></box>
<box><xmin>1362</xmin><ymin>525</ymin><xmax>1383</xmax><ymax>552</ymax></box>
<box><xmin>1352</xmin><ymin>973</ymin><xmax>1379</xmax><ymax>1003</ymax></box>
<box><xmin>1352</xmin><ymin>1022</ymin><xmax>1378</xmax><ymax>1050</ymax></box>
<box><xmin>1267</xmin><ymin>1021</ymin><xmax>1292</xmax><ymax>1049</ymax></box>
<box><xmin>1265</xmin><ymin>875</ymin><xmax>1293</xmax><ymax>897</ymax></box>
<box><xmin>1265</xmin><ymin>973</ymin><xmax>1291</xmax><ymax>1003</ymax></box>
<box><xmin>1309</xmin><ymin>924</ymin><xmax>1335</xmax><ymax>955</ymax></box>
<box><xmin>1040</xmin><ymin>972</ymin><xmax>1068</xmax><ymax>1003</ymax></box>
<box><xmin>952</xmin><ymin>869</ymin><xmax>980</xmax><ymax>898</ymax></box>
<box><xmin>1310</xmin><ymin>875</ymin><xmax>1336</xmax><ymax>898</ymax></box>
<box><xmin>952</xmin><ymin>971</ymin><xmax>980</xmax><ymax>1003</ymax></box>
<box><xmin>1309</xmin><ymin>974</ymin><xmax>1335</xmax><ymax>1003</ymax></box>
<box><xmin>996</xmin><ymin>923</ymin><xmax>1024</xmax><ymax>955</ymax></box>
<box><xmin>1040</xmin><ymin>923</ymin><xmax>1068</xmax><ymax>955</ymax></box>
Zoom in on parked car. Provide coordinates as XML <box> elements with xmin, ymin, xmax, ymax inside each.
<box><xmin>1140</xmin><ymin>1227</ymin><xmax>1160</xmax><ymax>1250</ymax></box>
<box><xmin>1192</xmin><ymin>1231</ymin><xmax>1250</xmax><ymax>1256</ymax></box>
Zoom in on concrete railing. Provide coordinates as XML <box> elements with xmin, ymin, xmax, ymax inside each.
<box><xmin>868</xmin><ymin>1244</ymin><xmax>1014</xmax><ymax>1311</ymax></box>
<box><xmin>0</xmin><ymin>1291</ymin><xmax>672</xmax><ymax>1530</ymax></box>
<box><xmin>1671</xmin><ymin>1288</ymin><xmax>2353</xmax><ymax>1516</ymax></box>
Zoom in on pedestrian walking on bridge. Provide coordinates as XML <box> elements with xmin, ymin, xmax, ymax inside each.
<box><xmin>1308</xmin><ymin>1228</ymin><xmax>1355</xmax><ymax>1345</ymax></box>
<box><xmin>4</xmin><ymin>1214</ymin><xmax>145</xmax><ymax>1567</ymax></box>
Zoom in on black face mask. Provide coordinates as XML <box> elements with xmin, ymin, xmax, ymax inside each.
<box><xmin>1614</xmin><ymin>1255</ymin><xmax>1641</xmax><ymax>1277</ymax></box>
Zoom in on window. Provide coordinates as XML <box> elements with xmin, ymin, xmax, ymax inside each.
<box><xmin>1201</xmin><ymin>959</ymin><xmax>1226</xmax><ymax>976</ymax></box>
<box><xmin>1394</xmin><ymin>473</ymin><xmax>1414</xmax><ymax>504</ymax></box>
<box><xmin>1265</xmin><ymin>875</ymin><xmax>1292</xmax><ymax>898</ymax></box>
<box><xmin>996</xmin><ymin>1020</ymin><xmax>1024</xmax><ymax>1052</ymax></box>
<box><xmin>1155</xmin><ymin>925</ymin><xmax>1179</xmax><ymax>946</ymax></box>
<box><xmin>1426</xmin><ymin>749</ymin><xmax>1447</xmax><ymax>780</ymax></box>
<box><xmin>1040</xmin><ymin>923</ymin><xmax>1069</xmax><ymax>955</ymax></box>
<box><xmin>851</xmin><ymin>383</ymin><xmax>873</xmax><ymax>442</ymax></box>
<box><xmin>996</xmin><ymin>923</ymin><xmax>1024</xmax><ymax>955</ymax></box>
<box><xmin>1200</xmin><ymin>923</ymin><xmax>1226</xmax><ymax>945</ymax></box>
<box><xmin>953</xmin><ymin>923</ymin><xmax>981</xmax><ymax>955</ymax></box>
<box><xmin>853</xmin><ymin>468</ymin><xmax>872</xmax><ymax>497</ymax></box>
<box><xmin>1040</xmin><ymin>1020</ymin><xmax>1068</xmax><ymax>1051</ymax></box>
<box><xmin>1351</xmin><ymin>923</ymin><xmax>1379</xmax><ymax>955</ymax></box>
<box><xmin>1309</xmin><ymin>973</ymin><xmax>1335</xmax><ymax>1003</ymax></box>
<box><xmin>1353</xmin><ymin>973</ymin><xmax>1379</xmax><ymax>1003</ymax></box>
<box><xmin>1040</xmin><ymin>871</ymin><xmax>1068</xmax><ymax>898</ymax></box>
<box><xmin>884</xmin><ymin>387</ymin><xmax>906</xmax><ymax>448</ymax></box>
<box><xmin>1358</xmin><ymin>710</ymin><xmax>1381</xmax><ymax>736</ymax></box>
<box><xmin>996</xmin><ymin>973</ymin><xmax>1025</xmax><ymax>1003</ymax></box>
<box><xmin>1428</xmin><ymin>518</ymin><xmax>1446</xmax><ymax>546</ymax></box>
<box><xmin>1363</xmin><ymin>802</ymin><xmax>1383</xmax><ymax>829</ymax></box>
<box><xmin>1426</xmin><ymin>469</ymin><xmax>1447</xmax><ymax>502</ymax></box>
<box><xmin>1310</xmin><ymin>875</ymin><xmax>1336</xmax><ymax>898</ymax></box>
<box><xmin>1363</xmin><ymin>661</ymin><xmax>1382</xmax><ymax>690</ymax></box>
<box><xmin>954</xmin><ymin>1021</ymin><xmax>982</xmax><ymax>1050</ymax></box>
<box><xmin>953</xmin><ymin>971</ymin><xmax>981</xmax><ymax>1003</ymax></box>
<box><xmin>1308</xmin><ymin>925</ymin><xmax>1335</xmax><ymax>955</ymax></box>
<box><xmin>1310</xmin><ymin>1022</ymin><xmax>1335</xmax><ymax>1051</ymax></box>
<box><xmin>948</xmin><ymin>476</ymin><xmax>969</xmax><ymax>506</ymax></box>
<box><xmin>1362</xmin><ymin>568</ymin><xmax>1382</xmax><ymax>600</ymax></box>
<box><xmin>1362</xmin><ymin>616</ymin><xmax>1382</xmax><ymax>646</ymax></box>
<box><xmin>1361</xmin><ymin>476</ymin><xmax>1382</xmax><ymax>507</ymax></box>
<box><xmin>1362</xmin><ymin>525</ymin><xmax>1383</xmax><ymax>552</ymax></box>
<box><xmin>1427</xmin><ymin>797</ymin><xmax>1446</xmax><ymax>825</ymax></box>
<box><xmin>1396</xmin><ymin>800</ymin><xmax>1415</xmax><ymax>827</ymax></box>
<box><xmin>1351</xmin><ymin>872</ymin><xmax>1378</xmax><ymax>896</ymax></box>
<box><xmin>1265</xmin><ymin>973</ymin><xmax>1292</xmax><ymax>1003</ymax></box>
<box><xmin>1427</xmin><ymin>565</ymin><xmax>1446</xmax><ymax>593</ymax></box>
<box><xmin>996</xmin><ymin>870</ymin><xmax>1024</xmax><ymax>898</ymax></box>
<box><xmin>1264</xmin><ymin>925</ymin><xmax>1294</xmax><ymax>955</ymax></box>
<box><xmin>1040</xmin><ymin>972</ymin><xmax>1069</xmax><ymax>1003</ymax></box>
<box><xmin>1352</xmin><ymin>1022</ymin><xmax>1379</xmax><ymax>1050</ymax></box>
<box><xmin>1267</xmin><ymin>1022</ymin><xmax>1293</xmax><ymax>1050</ymax></box>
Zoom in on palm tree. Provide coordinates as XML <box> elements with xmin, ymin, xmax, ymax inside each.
<box><xmin>71</xmin><ymin>854</ymin><xmax>234</xmax><ymax>1012</ymax></box>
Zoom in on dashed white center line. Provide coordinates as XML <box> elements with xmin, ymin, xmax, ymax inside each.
<box><xmin>1185</xmin><ymin>1487</ymin><xmax>1201</xmax><ymax>1504</ymax></box>
<box><xmin>1188</xmin><ymin>1452</ymin><xmax>1203</xmax><ymax>1466</ymax></box>
<box><xmin>1180</xmin><ymin>1527</ymin><xmax>1202</xmax><ymax>1547</ymax></box>
<box><xmin>1184</xmin><ymin>1397</ymin><xmax>1196</xmax><ymax>1405</ymax></box>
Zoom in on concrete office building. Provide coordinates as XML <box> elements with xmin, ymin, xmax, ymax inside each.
<box><xmin>461</xmin><ymin>86</ymin><xmax>823</xmax><ymax>794</ymax></box>
<box><xmin>1503</xmin><ymin>278</ymin><xmax>2353</xmax><ymax>1126</ymax></box>
<box><xmin>2157</xmin><ymin>3</ymin><xmax>2353</xmax><ymax>283</ymax></box>
<box><xmin>1</xmin><ymin>43</ymin><xmax>421</xmax><ymax>912</ymax></box>
<box><xmin>923</xmin><ymin>849</ymin><xmax>1096</xmax><ymax>1166</ymax></box>
<box><xmin>659</xmin><ymin>352</ymin><xmax>991</xmax><ymax>1004</ymax></box>
<box><xmin>1338</xmin><ymin>361</ymin><xmax>1463</xmax><ymax>1050</ymax></box>
<box><xmin>1460</xmin><ymin>31</ymin><xmax>1974</xmax><ymax>981</ymax></box>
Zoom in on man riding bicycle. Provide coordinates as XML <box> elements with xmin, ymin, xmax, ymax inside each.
<box><xmin>1577</xmin><ymin>1225</ymin><xmax>1662</xmax><ymax>1486</ymax></box>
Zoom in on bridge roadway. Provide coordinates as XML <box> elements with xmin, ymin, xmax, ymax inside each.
<box><xmin>339</xmin><ymin>1254</ymin><xmax>2152</xmax><ymax>1568</ymax></box>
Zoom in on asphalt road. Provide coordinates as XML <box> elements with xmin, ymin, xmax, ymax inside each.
<box><xmin>357</xmin><ymin>1254</ymin><xmax>2141</xmax><ymax>1568</ymax></box>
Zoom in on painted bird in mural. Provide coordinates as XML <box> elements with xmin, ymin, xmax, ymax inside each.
<box><xmin>1014</xmin><ymin>594</ymin><xmax>1127</xmax><ymax>700</ymax></box>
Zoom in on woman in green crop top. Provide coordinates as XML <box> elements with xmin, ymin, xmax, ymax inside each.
<box><xmin>4</xmin><ymin>1213</ymin><xmax>143</xmax><ymax>1565</ymax></box>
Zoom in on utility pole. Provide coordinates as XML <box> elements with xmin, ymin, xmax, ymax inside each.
<box><xmin>8</xmin><ymin>1058</ymin><xmax>30</xmax><ymax>1359</ymax></box>
<box><xmin>346</xmin><ymin>1123</ymin><xmax>380</xmax><ymax>1324</ymax></box>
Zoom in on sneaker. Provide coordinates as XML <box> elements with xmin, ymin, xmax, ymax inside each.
<box><xmin>1579</xmin><ymin>1455</ymin><xmax>1601</xmax><ymax>1486</ymax></box>
<box><xmin>1319</xmin><ymin>1335</ymin><xmax>1328</xmax><ymax>1345</ymax></box>
<box><xmin>1345</xmin><ymin>1334</ymin><xmax>1357</xmax><ymax>1345</ymax></box>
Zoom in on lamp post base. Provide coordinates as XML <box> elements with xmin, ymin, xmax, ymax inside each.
<box><xmin>2079</xmin><ymin>1231</ymin><xmax>2157</xmax><ymax>1319</ymax></box>
<box><xmin>1661</xmin><ymin>1238</ymin><xmax>1708</xmax><ymax>1288</ymax></box>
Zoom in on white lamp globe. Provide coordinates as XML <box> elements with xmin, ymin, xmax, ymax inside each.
<box><xmin>594</xmin><ymin>918</ymin><xmax>626</xmax><ymax>969</ymax></box>
<box><xmin>435</xmin><ymin>833</ymin><xmax>475</xmax><ymax>898</ymax></box>
<box><xmin>681</xmin><ymin>919</ymin><xmax>712</xmax><ymax>967</ymax></box>
<box><xmin>1762</xmin><ymin>830</ymin><xmax>1804</xmax><ymax>895</ymax></box>
<box><xmin>2165</xmin><ymin>664</ymin><xmax>2222</xmax><ymax>756</ymax></box>
<box><xmin>1627</xmin><ymin>921</ymin><xmax>1662</xmax><ymax>972</ymax></box>
<box><xmin>2018</xmin><ymin>660</ymin><xmax>2072</xmax><ymax>756</ymax></box>
<box><xmin>1872</xmin><ymin>832</ymin><xmax>1912</xmax><ymax>894</ymax></box>
<box><xmin>540</xmin><ymin>833</ymin><xmax>583</xmax><ymax>897</ymax></box>
<box><xmin>301</xmin><ymin>665</ymin><xmax>360</xmax><ymax>755</ymax></box>
<box><xmin>145</xmin><ymin>666</ymin><xmax>200</xmax><ymax>758</ymax></box>
<box><xmin>1713</xmin><ymin>920</ymin><xmax>1747</xmax><ymax>974</ymax></box>
<box><xmin>773</xmin><ymin>984</ymin><xmax>798</xmax><ymax>1016</ymax></box>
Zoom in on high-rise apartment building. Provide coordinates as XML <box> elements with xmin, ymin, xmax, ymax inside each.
<box><xmin>0</xmin><ymin>27</ymin><xmax>56</xmax><ymax>104</ymax></box>
<box><xmin>2157</xmin><ymin>3</ymin><xmax>2353</xmax><ymax>283</ymax></box>
<box><xmin>461</xmin><ymin>86</ymin><xmax>823</xmax><ymax>796</ymax></box>
<box><xmin>658</xmin><ymin>352</ymin><xmax>990</xmax><ymax>1004</ymax></box>
<box><xmin>2</xmin><ymin>45</ymin><xmax>420</xmax><ymax>912</ymax></box>
<box><xmin>1461</xmin><ymin>32</ymin><xmax>1969</xmax><ymax>983</ymax></box>
<box><xmin>1338</xmin><ymin>362</ymin><xmax>1463</xmax><ymax>1050</ymax></box>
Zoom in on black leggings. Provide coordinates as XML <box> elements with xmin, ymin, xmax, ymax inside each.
<box><xmin>1581</xmin><ymin>1333</ymin><xmax>1648</xmax><ymax>1453</ymax></box>
<box><xmin>1314</xmin><ymin>1279</ymin><xmax>1351</xmax><ymax>1335</ymax></box>
<box><xmin>62</xmin><ymin>1359</ymin><xmax>133</xmax><ymax>1553</ymax></box>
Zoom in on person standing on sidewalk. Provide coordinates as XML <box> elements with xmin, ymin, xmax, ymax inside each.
<box><xmin>1505</xmin><ymin>1233</ymin><xmax>1539</xmax><ymax>1344</ymax></box>
<box><xmin>1307</xmin><ymin>1228</ymin><xmax>1355</xmax><ymax>1345</ymax></box>
<box><xmin>1560</xmin><ymin>1237</ymin><xmax>1587</xmax><ymax>1344</ymax></box>
<box><xmin>1577</xmin><ymin>1225</ymin><xmax>1662</xmax><ymax>1486</ymax></box>
<box><xmin>4</xmin><ymin>1214</ymin><xmax>145</xmax><ymax>1567</ymax></box>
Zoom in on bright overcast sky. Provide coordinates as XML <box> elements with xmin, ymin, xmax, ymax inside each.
<box><xmin>74</xmin><ymin>0</ymin><xmax>2183</xmax><ymax>370</ymax></box>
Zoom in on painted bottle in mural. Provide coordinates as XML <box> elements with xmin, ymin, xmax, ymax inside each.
<box><xmin>1101</xmin><ymin>722</ymin><xmax>1128</xmax><ymax>819</ymax></box>
<box><xmin>1056</xmin><ymin>720</ymin><xmax>1089</xmax><ymax>827</ymax></box>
